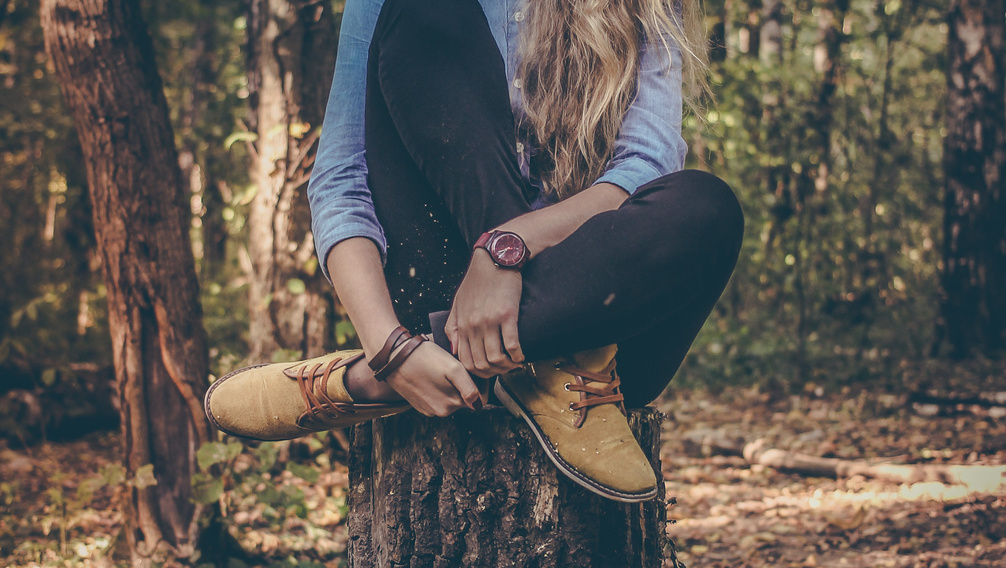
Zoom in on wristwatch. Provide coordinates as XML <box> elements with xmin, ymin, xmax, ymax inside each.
<box><xmin>474</xmin><ymin>230</ymin><xmax>530</xmax><ymax>269</ymax></box>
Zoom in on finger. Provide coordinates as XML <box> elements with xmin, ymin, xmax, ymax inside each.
<box><xmin>483</xmin><ymin>329</ymin><xmax>514</xmax><ymax>372</ymax></box>
<box><xmin>444</xmin><ymin>362</ymin><xmax>482</xmax><ymax>410</ymax></box>
<box><xmin>445</xmin><ymin>310</ymin><xmax>459</xmax><ymax>355</ymax></box>
<box><xmin>457</xmin><ymin>333</ymin><xmax>476</xmax><ymax>375</ymax></box>
<box><xmin>501</xmin><ymin>318</ymin><xmax>524</xmax><ymax>364</ymax></box>
<box><xmin>468</xmin><ymin>332</ymin><xmax>493</xmax><ymax>377</ymax></box>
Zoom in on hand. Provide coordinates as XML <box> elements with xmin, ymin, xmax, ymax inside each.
<box><xmin>445</xmin><ymin>250</ymin><xmax>525</xmax><ymax>378</ymax></box>
<box><xmin>385</xmin><ymin>339</ymin><xmax>481</xmax><ymax>417</ymax></box>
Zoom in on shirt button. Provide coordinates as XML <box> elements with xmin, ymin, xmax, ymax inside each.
<box><xmin>514</xmin><ymin>11</ymin><xmax>524</xmax><ymax>22</ymax></box>
<box><xmin>516</xmin><ymin>142</ymin><xmax>525</xmax><ymax>153</ymax></box>
<box><xmin>513</xmin><ymin>78</ymin><xmax>523</xmax><ymax>89</ymax></box>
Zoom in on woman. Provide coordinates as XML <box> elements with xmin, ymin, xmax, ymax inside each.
<box><xmin>205</xmin><ymin>0</ymin><xmax>743</xmax><ymax>503</ymax></box>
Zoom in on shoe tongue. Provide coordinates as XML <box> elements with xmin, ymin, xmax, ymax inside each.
<box><xmin>285</xmin><ymin>352</ymin><xmax>356</xmax><ymax>403</ymax></box>
<box><xmin>571</xmin><ymin>345</ymin><xmax>618</xmax><ymax>373</ymax></box>
<box><xmin>325</xmin><ymin>367</ymin><xmax>353</xmax><ymax>403</ymax></box>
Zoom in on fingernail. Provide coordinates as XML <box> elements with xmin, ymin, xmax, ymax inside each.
<box><xmin>472</xmin><ymin>398</ymin><xmax>483</xmax><ymax>411</ymax></box>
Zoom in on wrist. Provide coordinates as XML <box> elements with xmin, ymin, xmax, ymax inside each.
<box><xmin>359</xmin><ymin>319</ymin><xmax>405</xmax><ymax>358</ymax></box>
<box><xmin>473</xmin><ymin>230</ymin><xmax>530</xmax><ymax>269</ymax></box>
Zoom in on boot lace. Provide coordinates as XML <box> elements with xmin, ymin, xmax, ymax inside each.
<box><xmin>557</xmin><ymin>358</ymin><xmax>626</xmax><ymax>428</ymax></box>
<box><xmin>284</xmin><ymin>355</ymin><xmax>357</xmax><ymax>429</ymax></box>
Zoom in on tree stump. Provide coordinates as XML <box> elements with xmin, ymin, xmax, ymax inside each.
<box><xmin>348</xmin><ymin>407</ymin><xmax>667</xmax><ymax>567</ymax></box>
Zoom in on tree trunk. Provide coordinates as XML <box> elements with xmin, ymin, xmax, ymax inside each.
<box><xmin>937</xmin><ymin>0</ymin><xmax>1006</xmax><ymax>357</ymax></box>
<box><xmin>246</xmin><ymin>0</ymin><xmax>337</xmax><ymax>361</ymax></box>
<box><xmin>348</xmin><ymin>408</ymin><xmax>668</xmax><ymax>567</ymax></box>
<box><xmin>758</xmin><ymin>0</ymin><xmax>782</xmax><ymax>65</ymax></box>
<box><xmin>41</xmin><ymin>0</ymin><xmax>213</xmax><ymax>562</ymax></box>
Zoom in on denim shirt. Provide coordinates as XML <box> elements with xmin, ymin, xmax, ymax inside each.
<box><xmin>309</xmin><ymin>0</ymin><xmax>687</xmax><ymax>277</ymax></box>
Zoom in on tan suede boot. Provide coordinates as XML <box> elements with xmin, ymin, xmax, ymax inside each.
<box><xmin>204</xmin><ymin>350</ymin><xmax>410</xmax><ymax>441</ymax></box>
<box><xmin>494</xmin><ymin>345</ymin><xmax>658</xmax><ymax>502</ymax></box>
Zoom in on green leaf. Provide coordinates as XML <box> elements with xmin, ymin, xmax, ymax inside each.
<box><xmin>286</xmin><ymin>462</ymin><xmax>319</xmax><ymax>483</ymax></box>
<box><xmin>101</xmin><ymin>463</ymin><xmax>126</xmax><ymax>486</ymax></box>
<box><xmin>75</xmin><ymin>475</ymin><xmax>105</xmax><ymax>504</ymax></box>
<box><xmin>255</xmin><ymin>443</ymin><xmax>278</xmax><ymax>470</ymax></box>
<box><xmin>236</xmin><ymin>184</ymin><xmax>258</xmax><ymax>206</ymax></box>
<box><xmin>335</xmin><ymin>320</ymin><xmax>357</xmax><ymax>345</ymax></box>
<box><xmin>132</xmin><ymin>464</ymin><xmax>158</xmax><ymax>490</ymax></box>
<box><xmin>223</xmin><ymin>131</ymin><xmax>257</xmax><ymax>150</ymax></box>
<box><xmin>286</xmin><ymin>278</ymin><xmax>306</xmax><ymax>295</ymax></box>
<box><xmin>226</xmin><ymin>441</ymin><xmax>243</xmax><ymax>461</ymax></box>
<box><xmin>40</xmin><ymin>368</ymin><xmax>57</xmax><ymax>387</ymax></box>
<box><xmin>197</xmin><ymin>442</ymin><xmax>230</xmax><ymax>471</ymax></box>
<box><xmin>191</xmin><ymin>472</ymin><xmax>224</xmax><ymax>505</ymax></box>
<box><xmin>303</xmin><ymin>256</ymin><xmax>319</xmax><ymax>277</ymax></box>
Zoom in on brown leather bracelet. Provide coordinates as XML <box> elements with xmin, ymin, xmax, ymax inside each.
<box><xmin>373</xmin><ymin>334</ymin><xmax>428</xmax><ymax>382</ymax></box>
<box><xmin>368</xmin><ymin>326</ymin><xmax>411</xmax><ymax>375</ymax></box>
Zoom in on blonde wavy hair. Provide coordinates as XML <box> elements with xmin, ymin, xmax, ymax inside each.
<box><xmin>517</xmin><ymin>0</ymin><xmax>708</xmax><ymax>199</ymax></box>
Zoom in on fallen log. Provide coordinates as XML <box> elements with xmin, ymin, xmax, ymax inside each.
<box><xmin>683</xmin><ymin>430</ymin><xmax>1006</xmax><ymax>492</ymax></box>
<box><xmin>909</xmin><ymin>391</ymin><xmax>1006</xmax><ymax>418</ymax></box>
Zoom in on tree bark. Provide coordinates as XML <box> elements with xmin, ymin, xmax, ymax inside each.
<box><xmin>348</xmin><ymin>408</ymin><xmax>668</xmax><ymax>568</ymax></box>
<box><xmin>937</xmin><ymin>0</ymin><xmax>1006</xmax><ymax>357</ymax></box>
<box><xmin>40</xmin><ymin>0</ymin><xmax>213</xmax><ymax>562</ymax></box>
<box><xmin>246</xmin><ymin>0</ymin><xmax>337</xmax><ymax>361</ymax></box>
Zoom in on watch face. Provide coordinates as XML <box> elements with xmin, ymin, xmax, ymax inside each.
<box><xmin>490</xmin><ymin>233</ymin><xmax>525</xmax><ymax>266</ymax></box>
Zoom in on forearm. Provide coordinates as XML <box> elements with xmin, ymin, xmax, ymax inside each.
<box><xmin>326</xmin><ymin>237</ymin><xmax>402</xmax><ymax>357</ymax></box>
<box><xmin>494</xmin><ymin>182</ymin><xmax>628</xmax><ymax>257</ymax></box>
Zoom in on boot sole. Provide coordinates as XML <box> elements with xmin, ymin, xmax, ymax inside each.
<box><xmin>494</xmin><ymin>379</ymin><xmax>658</xmax><ymax>503</ymax></box>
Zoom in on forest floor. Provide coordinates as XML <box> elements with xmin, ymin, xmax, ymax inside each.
<box><xmin>2</xmin><ymin>360</ymin><xmax>1005</xmax><ymax>568</ymax></box>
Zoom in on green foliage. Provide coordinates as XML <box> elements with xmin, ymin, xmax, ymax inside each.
<box><xmin>189</xmin><ymin>434</ymin><xmax>351</xmax><ymax>562</ymax></box>
<box><xmin>677</xmin><ymin>0</ymin><xmax>949</xmax><ymax>389</ymax></box>
<box><xmin>0</xmin><ymin>0</ymin><xmax>109</xmax><ymax>378</ymax></box>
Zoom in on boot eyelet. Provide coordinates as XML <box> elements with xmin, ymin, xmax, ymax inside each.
<box><xmin>554</xmin><ymin>361</ymin><xmax>562</xmax><ymax>370</ymax></box>
<box><xmin>568</xmin><ymin>402</ymin><xmax>576</xmax><ymax>411</ymax></box>
<box><xmin>563</xmin><ymin>383</ymin><xmax>571</xmax><ymax>391</ymax></box>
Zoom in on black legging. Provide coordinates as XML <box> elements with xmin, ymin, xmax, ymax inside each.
<box><xmin>362</xmin><ymin>0</ymin><xmax>743</xmax><ymax>407</ymax></box>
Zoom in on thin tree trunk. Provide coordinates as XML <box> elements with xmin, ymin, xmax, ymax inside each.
<box><xmin>937</xmin><ymin>0</ymin><xmax>1006</xmax><ymax>357</ymax></box>
<box><xmin>759</xmin><ymin>0</ymin><xmax>782</xmax><ymax>66</ymax></box>
<box><xmin>246</xmin><ymin>0</ymin><xmax>337</xmax><ymax>361</ymax></box>
<box><xmin>41</xmin><ymin>0</ymin><xmax>213</xmax><ymax>562</ymax></box>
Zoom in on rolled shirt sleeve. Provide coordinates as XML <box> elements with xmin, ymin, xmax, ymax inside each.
<box><xmin>594</xmin><ymin>32</ymin><xmax>688</xmax><ymax>194</ymax></box>
<box><xmin>308</xmin><ymin>0</ymin><xmax>387</xmax><ymax>281</ymax></box>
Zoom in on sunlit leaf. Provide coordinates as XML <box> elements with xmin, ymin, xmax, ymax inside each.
<box><xmin>223</xmin><ymin>130</ymin><xmax>257</xmax><ymax>150</ymax></box>
<box><xmin>287</xmin><ymin>278</ymin><xmax>306</xmax><ymax>295</ymax></box>
<box><xmin>132</xmin><ymin>464</ymin><xmax>157</xmax><ymax>490</ymax></box>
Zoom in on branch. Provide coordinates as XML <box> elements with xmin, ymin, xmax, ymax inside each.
<box><xmin>682</xmin><ymin>430</ymin><xmax>1006</xmax><ymax>492</ymax></box>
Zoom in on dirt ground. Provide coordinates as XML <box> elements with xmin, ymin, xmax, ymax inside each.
<box><xmin>2</xmin><ymin>379</ymin><xmax>1005</xmax><ymax>567</ymax></box>
<box><xmin>658</xmin><ymin>385</ymin><xmax>1006</xmax><ymax>568</ymax></box>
